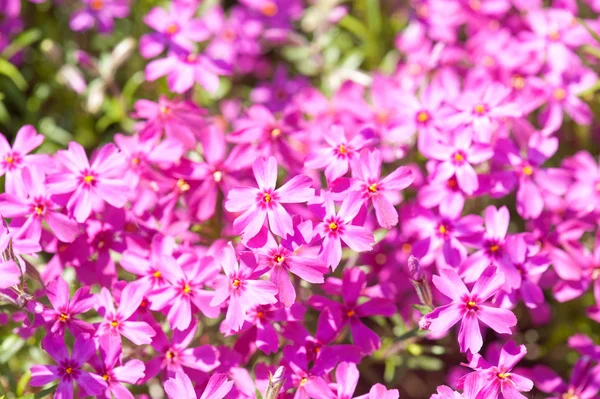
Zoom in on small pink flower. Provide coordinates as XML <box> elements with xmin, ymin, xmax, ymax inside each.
<box><xmin>164</xmin><ymin>371</ymin><xmax>233</xmax><ymax>399</ymax></box>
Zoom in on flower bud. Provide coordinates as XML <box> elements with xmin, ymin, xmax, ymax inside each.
<box><xmin>265</xmin><ymin>366</ymin><xmax>286</xmax><ymax>399</ymax></box>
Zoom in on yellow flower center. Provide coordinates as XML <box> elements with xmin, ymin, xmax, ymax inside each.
<box><xmin>329</xmin><ymin>222</ymin><xmax>338</xmax><ymax>231</ymax></box>
<box><xmin>261</xmin><ymin>1</ymin><xmax>278</xmax><ymax>16</ymax></box>
<box><xmin>83</xmin><ymin>175</ymin><xmax>94</xmax><ymax>184</ymax></box>
<box><xmin>522</xmin><ymin>165</ymin><xmax>533</xmax><ymax>176</ymax></box>
<box><xmin>562</xmin><ymin>389</ymin><xmax>580</xmax><ymax>399</ymax></box>
<box><xmin>4</xmin><ymin>156</ymin><xmax>13</xmax><ymax>164</ymax></box>
<box><xmin>59</xmin><ymin>313</ymin><xmax>69</xmax><ymax>322</ymax></box>
<box><xmin>264</xmin><ymin>193</ymin><xmax>272</xmax><ymax>203</ymax></box>
<box><xmin>257</xmin><ymin>311</ymin><xmax>265</xmax><ymax>319</ymax></box>
<box><xmin>132</xmin><ymin>157</ymin><xmax>140</xmax><ymax>166</ymax></box>
<box><xmin>232</xmin><ymin>279</ymin><xmax>241</xmax><ymax>288</ymax></box>
<box><xmin>473</xmin><ymin>103</ymin><xmax>486</xmax><ymax>115</ymax></box>
<box><xmin>300</xmin><ymin>377</ymin><xmax>308</xmax><ymax>386</ymax></box>
<box><xmin>102</xmin><ymin>374</ymin><xmax>110</xmax><ymax>381</ymax></box>
<box><xmin>497</xmin><ymin>372</ymin><xmax>510</xmax><ymax>380</ymax></box>
<box><xmin>160</xmin><ymin>105</ymin><xmax>172</xmax><ymax>115</ymax></box>
<box><xmin>417</xmin><ymin>111</ymin><xmax>429</xmax><ymax>123</ymax></box>
<box><xmin>346</xmin><ymin>309</ymin><xmax>355</xmax><ymax>317</ymax></box>
<box><xmin>368</xmin><ymin>184</ymin><xmax>377</xmax><ymax>193</ymax></box>
<box><xmin>182</xmin><ymin>284</ymin><xmax>191</xmax><ymax>294</ymax></box>
<box><xmin>166</xmin><ymin>350</ymin><xmax>176</xmax><ymax>359</ymax></box>
<box><xmin>177</xmin><ymin>179</ymin><xmax>190</xmax><ymax>192</ymax></box>
<box><xmin>35</xmin><ymin>205</ymin><xmax>44</xmax><ymax>215</ymax></box>
<box><xmin>439</xmin><ymin>225</ymin><xmax>447</xmax><ymax>234</ymax></box>
<box><xmin>490</xmin><ymin>244</ymin><xmax>500</xmax><ymax>252</ymax></box>
<box><xmin>339</xmin><ymin>144</ymin><xmax>347</xmax><ymax>155</ymax></box>
<box><xmin>166</xmin><ymin>23</ymin><xmax>179</xmax><ymax>35</ymax></box>
<box><xmin>271</xmin><ymin>128</ymin><xmax>282</xmax><ymax>138</ymax></box>
<box><xmin>466</xmin><ymin>301</ymin><xmax>477</xmax><ymax>309</ymax></box>
<box><xmin>275</xmin><ymin>255</ymin><xmax>284</xmax><ymax>263</ymax></box>
<box><xmin>90</xmin><ymin>0</ymin><xmax>103</xmax><ymax>11</ymax></box>
<box><xmin>512</xmin><ymin>75</ymin><xmax>525</xmax><ymax>90</ymax></box>
<box><xmin>553</xmin><ymin>88</ymin><xmax>566</xmax><ymax>101</ymax></box>
<box><xmin>213</xmin><ymin>170</ymin><xmax>223</xmax><ymax>182</ymax></box>
<box><xmin>65</xmin><ymin>367</ymin><xmax>73</xmax><ymax>374</ymax></box>
<box><xmin>153</xmin><ymin>271</ymin><xmax>162</xmax><ymax>278</ymax></box>
<box><xmin>454</xmin><ymin>153</ymin><xmax>464</xmax><ymax>162</ymax></box>
<box><xmin>110</xmin><ymin>320</ymin><xmax>118</xmax><ymax>328</ymax></box>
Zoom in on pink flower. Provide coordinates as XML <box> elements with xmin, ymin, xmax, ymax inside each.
<box><xmin>30</xmin><ymin>335</ymin><xmax>107</xmax><ymax>398</ymax></box>
<box><xmin>424</xmin><ymin>266</ymin><xmax>517</xmax><ymax>353</ymax></box>
<box><xmin>356</xmin><ymin>384</ymin><xmax>400</xmax><ymax>399</ymax></box>
<box><xmin>225</xmin><ymin>156</ymin><xmax>315</xmax><ymax>241</ymax></box>
<box><xmin>145</xmin><ymin>48</ymin><xmax>230</xmax><ymax>94</ymax></box>
<box><xmin>69</xmin><ymin>0</ymin><xmax>130</xmax><ymax>33</ymax></box>
<box><xmin>41</xmin><ymin>277</ymin><xmax>96</xmax><ymax>336</ymax></box>
<box><xmin>0</xmin><ymin>125</ymin><xmax>47</xmax><ymax>196</ymax></box>
<box><xmin>351</xmin><ymin>149</ymin><xmax>413</xmax><ymax>228</ymax></box>
<box><xmin>315</xmin><ymin>192</ymin><xmax>375</xmax><ymax>270</ymax></box>
<box><xmin>0</xmin><ymin>260</ymin><xmax>21</xmax><ymax>289</ymax></box>
<box><xmin>210</xmin><ymin>242</ymin><xmax>278</xmax><ymax>331</ymax></box>
<box><xmin>0</xmin><ymin>168</ymin><xmax>79</xmax><ymax>243</ymax></box>
<box><xmin>164</xmin><ymin>371</ymin><xmax>233</xmax><ymax>399</ymax></box>
<box><xmin>90</xmin><ymin>340</ymin><xmax>146</xmax><ymax>399</ymax></box>
<box><xmin>95</xmin><ymin>283</ymin><xmax>156</xmax><ymax>345</ymax></box>
<box><xmin>463</xmin><ymin>340</ymin><xmax>533</xmax><ymax>398</ymax></box>
<box><xmin>305</xmin><ymin>125</ymin><xmax>370</xmax><ymax>182</ymax></box>
<box><xmin>46</xmin><ymin>142</ymin><xmax>129</xmax><ymax>223</ymax></box>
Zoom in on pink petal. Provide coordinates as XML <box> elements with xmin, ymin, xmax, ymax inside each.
<box><xmin>458</xmin><ymin>313</ymin><xmax>483</xmax><ymax>353</ymax></box>
<box><xmin>477</xmin><ymin>306</ymin><xmax>516</xmax><ymax>334</ymax></box>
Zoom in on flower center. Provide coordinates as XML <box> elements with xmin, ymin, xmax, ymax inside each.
<box><xmin>454</xmin><ymin>152</ymin><xmax>465</xmax><ymax>163</ymax></box>
<box><xmin>182</xmin><ymin>284</ymin><xmax>191</xmax><ymax>294</ymax></box>
<box><xmin>466</xmin><ymin>300</ymin><xmax>477</xmax><ymax>310</ymax></box>
<box><xmin>329</xmin><ymin>222</ymin><xmax>338</xmax><ymax>231</ymax></box>
<box><xmin>65</xmin><ymin>367</ymin><xmax>73</xmax><ymax>374</ymax></box>
<box><xmin>166</xmin><ymin>350</ymin><xmax>176</xmax><ymax>360</ymax></box>
<box><xmin>35</xmin><ymin>205</ymin><xmax>45</xmax><ymax>215</ymax></box>
<box><xmin>232</xmin><ymin>279</ymin><xmax>241</xmax><ymax>288</ymax></box>
<box><xmin>548</xmin><ymin>29</ymin><xmax>560</xmax><ymax>41</ymax></box>
<box><xmin>402</xmin><ymin>243</ymin><xmax>412</xmax><ymax>254</ymax></box>
<box><xmin>512</xmin><ymin>75</ymin><xmax>525</xmax><ymax>90</ymax></box>
<box><xmin>153</xmin><ymin>270</ymin><xmax>162</xmax><ymax>278</ymax></box>
<box><xmin>110</xmin><ymin>320</ymin><xmax>118</xmax><ymax>328</ymax></box>
<box><xmin>165</xmin><ymin>23</ymin><xmax>179</xmax><ymax>35</ymax></box>
<box><xmin>264</xmin><ymin>193</ymin><xmax>272</xmax><ymax>203</ymax></box>
<box><xmin>438</xmin><ymin>224</ymin><xmax>448</xmax><ymax>234</ymax></box>
<box><xmin>416</xmin><ymin>111</ymin><xmax>429</xmax><ymax>123</ymax></box>
<box><xmin>300</xmin><ymin>377</ymin><xmax>308</xmax><ymax>386</ymax></box>
<box><xmin>213</xmin><ymin>170</ymin><xmax>223</xmax><ymax>182</ymax></box>
<box><xmin>160</xmin><ymin>105</ymin><xmax>172</xmax><ymax>115</ymax></box>
<box><xmin>562</xmin><ymin>389</ymin><xmax>580</xmax><ymax>399</ymax></box>
<box><xmin>274</xmin><ymin>255</ymin><xmax>284</xmax><ymax>263</ymax></box>
<box><xmin>368</xmin><ymin>183</ymin><xmax>378</xmax><ymax>193</ymax></box>
<box><xmin>490</xmin><ymin>244</ymin><xmax>500</xmax><ymax>252</ymax></box>
<box><xmin>271</xmin><ymin>128</ymin><xmax>282</xmax><ymax>138</ymax></box>
<box><xmin>177</xmin><ymin>179</ymin><xmax>190</xmax><ymax>192</ymax></box>
<box><xmin>497</xmin><ymin>372</ymin><xmax>510</xmax><ymax>380</ymax></box>
<box><xmin>102</xmin><ymin>374</ymin><xmax>110</xmax><ymax>381</ymax></box>
<box><xmin>346</xmin><ymin>309</ymin><xmax>355</xmax><ymax>317</ymax></box>
<box><xmin>59</xmin><ymin>313</ymin><xmax>69</xmax><ymax>322</ymax></box>
<box><xmin>131</xmin><ymin>157</ymin><xmax>140</xmax><ymax>166</ymax></box>
<box><xmin>338</xmin><ymin>144</ymin><xmax>347</xmax><ymax>155</ymax></box>
<box><xmin>90</xmin><ymin>0</ymin><xmax>103</xmax><ymax>11</ymax></box>
<box><xmin>83</xmin><ymin>175</ymin><xmax>94</xmax><ymax>185</ymax></box>
<box><xmin>261</xmin><ymin>1</ymin><xmax>278</xmax><ymax>16</ymax></box>
<box><xmin>4</xmin><ymin>156</ymin><xmax>13</xmax><ymax>164</ymax></box>
<box><xmin>447</xmin><ymin>177</ymin><xmax>458</xmax><ymax>188</ymax></box>
<box><xmin>473</xmin><ymin>103</ymin><xmax>486</xmax><ymax>115</ymax></box>
<box><xmin>522</xmin><ymin>165</ymin><xmax>533</xmax><ymax>176</ymax></box>
<box><xmin>553</xmin><ymin>88</ymin><xmax>566</xmax><ymax>101</ymax></box>
<box><xmin>257</xmin><ymin>311</ymin><xmax>265</xmax><ymax>319</ymax></box>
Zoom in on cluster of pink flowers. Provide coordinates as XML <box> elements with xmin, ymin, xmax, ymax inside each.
<box><xmin>2</xmin><ymin>0</ymin><xmax>600</xmax><ymax>398</ymax></box>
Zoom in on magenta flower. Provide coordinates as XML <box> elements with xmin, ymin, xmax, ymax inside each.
<box><xmin>356</xmin><ymin>384</ymin><xmax>400</xmax><ymax>399</ymax></box>
<box><xmin>351</xmin><ymin>149</ymin><xmax>413</xmax><ymax>228</ymax></box>
<box><xmin>314</xmin><ymin>192</ymin><xmax>375</xmax><ymax>270</ymax></box>
<box><xmin>145</xmin><ymin>48</ymin><xmax>230</xmax><ymax>94</ymax></box>
<box><xmin>258</xmin><ymin>232</ymin><xmax>328</xmax><ymax>307</ymax></box>
<box><xmin>150</xmin><ymin>254</ymin><xmax>221</xmax><ymax>331</ymax></box>
<box><xmin>533</xmin><ymin>359</ymin><xmax>600</xmax><ymax>399</ymax></box>
<box><xmin>563</xmin><ymin>151</ymin><xmax>600</xmax><ymax>215</ymax></box>
<box><xmin>69</xmin><ymin>0</ymin><xmax>130</xmax><ymax>33</ymax></box>
<box><xmin>41</xmin><ymin>277</ymin><xmax>95</xmax><ymax>336</ymax></box>
<box><xmin>95</xmin><ymin>284</ymin><xmax>156</xmax><ymax>345</ymax></box>
<box><xmin>90</xmin><ymin>341</ymin><xmax>146</xmax><ymax>399</ymax></box>
<box><xmin>0</xmin><ymin>260</ymin><xmax>20</xmax><ymax>289</ymax></box>
<box><xmin>30</xmin><ymin>335</ymin><xmax>107</xmax><ymax>398</ymax></box>
<box><xmin>46</xmin><ymin>142</ymin><xmax>128</xmax><ymax>223</ymax></box>
<box><xmin>305</xmin><ymin>125</ymin><xmax>370</xmax><ymax>182</ymax></box>
<box><xmin>225</xmin><ymin>156</ymin><xmax>315</xmax><ymax>241</ymax></box>
<box><xmin>140</xmin><ymin>2</ymin><xmax>209</xmax><ymax>59</ymax></box>
<box><xmin>0</xmin><ymin>168</ymin><xmax>79</xmax><ymax>243</ymax></box>
<box><xmin>0</xmin><ymin>125</ymin><xmax>47</xmax><ymax>196</ymax></box>
<box><xmin>463</xmin><ymin>340</ymin><xmax>533</xmax><ymax>398</ymax></box>
<box><xmin>424</xmin><ymin>266</ymin><xmax>517</xmax><ymax>353</ymax></box>
<box><xmin>165</xmin><ymin>371</ymin><xmax>233</xmax><ymax>399</ymax></box>
<box><xmin>308</xmin><ymin>268</ymin><xmax>396</xmax><ymax>354</ymax></box>
<box><xmin>210</xmin><ymin>242</ymin><xmax>278</xmax><ymax>332</ymax></box>
<box><xmin>425</xmin><ymin>129</ymin><xmax>493</xmax><ymax>195</ymax></box>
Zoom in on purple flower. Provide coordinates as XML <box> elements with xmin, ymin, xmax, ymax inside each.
<box><xmin>70</xmin><ymin>0</ymin><xmax>130</xmax><ymax>33</ymax></box>
<box><xmin>46</xmin><ymin>142</ymin><xmax>129</xmax><ymax>223</ymax></box>
<box><xmin>424</xmin><ymin>266</ymin><xmax>517</xmax><ymax>353</ymax></box>
<box><xmin>314</xmin><ymin>192</ymin><xmax>375</xmax><ymax>270</ymax></box>
<box><xmin>308</xmin><ymin>268</ymin><xmax>396</xmax><ymax>354</ymax></box>
<box><xmin>210</xmin><ymin>243</ymin><xmax>278</xmax><ymax>331</ymax></box>
<box><xmin>164</xmin><ymin>371</ymin><xmax>233</xmax><ymax>399</ymax></box>
<box><xmin>533</xmin><ymin>359</ymin><xmax>600</xmax><ymax>399</ymax></box>
<box><xmin>95</xmin><ymin>283</ymin><xmax>156</xmax><ymax>345</ymax></box>
<box><xmin>0</xmin><ymin>125</ymin><xmax>47</xmax><ymax>196</ymax></box>
<box><xmin>41</xmin><ymin>277</ymin><xmax>95</xmax><ymax>336</ymax></box>
<box><xmin>30</xmin><ymin>335</ymin><xmax>107</xmax><ymax>398</ymax></box>
<box><xmin>463</xmin><ymin>340</ymin><xmax>533</xmax><ymax>398</ymax></box>
<box><xmin>225</xmin><ymin>156</ymin><xmax>314</xmax><ymax>241</ymax></box>
<box><xmin>351</xmin><ymin>149</ymin><xmax>413</xmax><ymax>228</ymax></box>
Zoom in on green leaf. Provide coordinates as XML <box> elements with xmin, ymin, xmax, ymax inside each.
<box><xmin>412</xmin><ymin>304</ymin><xmax>433</xmax><ymax>315</ymax></box>
<box><xmin>1</xmin><ymin>28</ymin><xmax>42</xmax><ymax>60</ymax></box>
<box><xmin>0</xmin><ymin>58</ymin><xmax>28</xmax><ymax>90</ymax></box>
<box><xmin>0</xmin><ymin>334</ymin><xmax>25</xmax><ymax>363</ymax></box>
<box><xmin>17</xmin><ymin>370</ymin><xmax>32</xmax><ymax>396</ymax></box>
<box><xmin>18</xmin><ymin>384</ymin><xmax>57</xmax><ymax>399</ymax></box>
